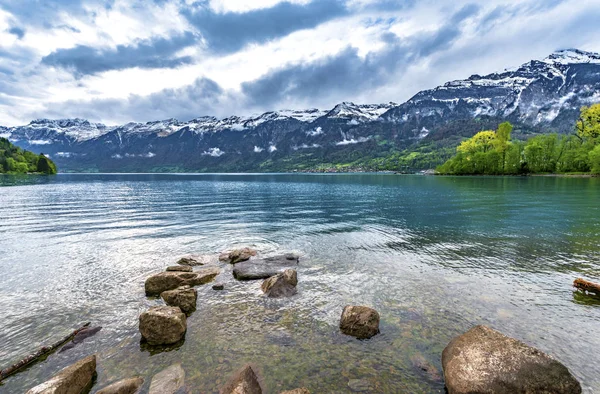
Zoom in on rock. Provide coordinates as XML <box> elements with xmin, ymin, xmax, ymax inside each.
<box><xmin>176</xmin><ymin>254</ymin><xmax>212</xmax><ymax>266</ymax></box>
<box><xmin>347</xmin><ymin>378</ymin><xmax>372</xmax><ymax>392</ymax></box>
<box><xmin>26</xmin><ymin>355</ymin><xmax>96</xmax><ymax>394</ymax></box>
<box><xmin>212</xmin><ymin>283</ymin><xmax>225</xmax><ymax>290</ymax></box>
<box><xmin>442</xmin><ymin>325</ymin><xmax>582</xmax><ymax>394</ymax></box>
<box><xmin>233</xmin><ymin>254</ymin><xmax>299</xmax><ymax>281</ymax></box>
<box><xmin>261</xmin><ymin>269</ymin><xmax>298</xmax><ymax>298</ymax></box>
<box><xmin>161</xmin><ymin>286</ymin><xmax>197</xmax><ymax>315</ymax></box>
<box><xmin>574</xmin><ymin>277</ymin><xmax>600</xmax><ymax>296</ymax></box>
<box><xmin>280</xmin><ymin>389</ymin><xmax>310</xmax><ymax>394</ymax></box>
<box><xmin>166</xmin><ymin>266</ymin><xmax>193</xmax><ymax>272</ymax></box>
<box><xmin>96</xmin><ymin>377</ymin><xmax>144</xmax><ymax>394</ymax></box>
<box><xmin>145</xmin><ymin>267</ymin><xmax>220</xmax><ymax>296</ymax></box>
<box><xmin>410</xmin><ymin>353</ymin><xmax>442</xmax><ymax>381</ymax></box>
<box><xmin>339</xmin><ymin>306</ymin><xmax>380</xmax><ymax>339</ymax></box>
<box><xmin>220</xmin><ymin>365</ymin><xmax>262</xmax><ymax>394</ymax></box>
<box><xmin>139</xmin><ymin>306</ymin><xmax>187</xmax><ymax>345</ymax></box>
<box><xmin>59</xmin><ymin>326</ymin><xmax>102</xmax><ymax>353</ymax></box>
<box><xmin>219</xmin><ymin>248</ymin><xmax>258</xmax><ymax>264</ymax></box>
<box><xmin>149</xmin><ymin>364</ymin><xmax>185</xmax><ymax>394</ymax></box>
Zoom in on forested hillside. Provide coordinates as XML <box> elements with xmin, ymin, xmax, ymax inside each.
<box><xmin>0</xmin><ymin>138</ymin><xmax>57</xmax><ymax>174</ymax></box>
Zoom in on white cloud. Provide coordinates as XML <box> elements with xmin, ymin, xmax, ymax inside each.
<box><xmin>253</xmin><ymin>146</ymin><xmax>264</xmax><ymax>152</ymax></box>
<box><xmin>203</xmin><ymin>147</ymin><xmax>225</xmax><ymax>157</ymax></box>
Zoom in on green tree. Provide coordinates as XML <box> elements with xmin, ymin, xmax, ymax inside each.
<box><xmin>589</xmin><ymin>145</ymin><xmax>600</xmax><ymax>174</ymax></box>
<box><xmin>576</xmin><ymin>104</ymin><xmax>600</xmax><ymax>140</ymax></box>
<box><xmin>36</xmin><ymin>154</ymin><xmax>57</xmax><ymax>174</ymax></box>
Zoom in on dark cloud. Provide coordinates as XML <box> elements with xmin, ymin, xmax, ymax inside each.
<box><xmin>241</xmin><ymin>4</ymin><xmax>479</xmax><ymax>106</ymax></box>
<box><xmin>183</xmin><ymin>0</ymin><xmax>349</xmax><ymax>53</ymax></box>
<box><xmin>35</xmin><ymin>77</ymin><xmax>236</xmax><ymax>123</ymax></box>
<box><xmin>41</xmin><ymin>32</ymin><xmax>197</xmax><ymax>75</ymax></box>
<box><xmin>8</xmin><ymin>26</ymin><xmax>25</xmax><ymax>39</ymax></box>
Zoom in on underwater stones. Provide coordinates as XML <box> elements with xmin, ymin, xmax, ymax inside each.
<box><xmin>26</xmin><ymin>355</ymin><xmax>96</xmax><ymax>394</ymax></box>
<box><xmin>212</xmin><ymin>283</ymin><xmax>225</xmax><ymax>290</ymax></box>
<box><xmin>96</xmin><ymin>377</ymin><xmax>144</xmax><ymax>394</ymax></box>
<box><xmin>442</xmin><ymin>325</ymin><xmax>581</xmax><ymax>394</ymax></box>
<box><xmin>139</xmin><ymin>306</ymin><xmax>186</xmax><ymax>345</ymax></box>
<box><xmin>166</xmin><ymin>266</ymin><xmax>193</xmax><ymax>272</ymax></box>
<box><xmin>59</xmin><ymin>326</ymin><xmax>102</xmax><ymax>353</ymax></box>
<box><xmin>221</xmin><ymin>365</ymin><xmax>262</xmax><ymax>394</ymax></box>
<box><xmin>347</xmin><ymin>378</ymin><xmax>373</xmax><ymax>392</ymax></box>
<box><xmin>261</xmin><ymin>269</ymin><xmax>298</xmax><ymax>298</ymax></box>
<box><xmin>219</xmin><ymin>248</ymin><xmax>258</xmax><ymax>264</ymax></box>
<box><xmin>233</xmin><ymin>254</ymin><xmax>299</xmax><ymax>281</ymax></box>
<box><xmin>161</xmin><ymin>286</ymin><xmax>197</xmax><ymax>315</ymax></box>
<box><xmin>410</xmin><ymin>353</ymin><xmax>442</xmax><ymax>381</ymax></box>
<box><xmin>149</xmin><ymin>364</ymin><xmax>186</xmax><ymax>394</ymax></box>
<box><xmin>339</xmin><ymin>306</ymin><xmax>380</xmax><ymax>339</ymax></box>
<box><xmin>280</xmin><ymin>389</ymin><xmax>310</xmax><ymax>394</ymax></box>
<box><xmin>144</xmin><ymin>267</ymin><xmax>220</xmax><ymax>296</ymax></box>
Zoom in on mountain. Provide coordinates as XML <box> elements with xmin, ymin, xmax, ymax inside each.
<box><xmin>2</xmin><ymin>49</ymin><xmax>600</xmax><ymax>172</ymax></box>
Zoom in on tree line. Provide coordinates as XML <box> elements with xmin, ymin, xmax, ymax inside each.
<box><xmin>437</xmin><ymin>104</ymin><xmax>600</xmax><ymax>175</ymax></box>
<box><xmin>0</xmin><ymin>138</ymin><xmax>57</xmax><ymax>174</ymax></box>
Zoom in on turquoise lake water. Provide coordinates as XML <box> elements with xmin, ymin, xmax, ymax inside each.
<box><xmin>0</xmin><ymin>174</ymin><xmax>599</xmax><ymax>393</ymax></box>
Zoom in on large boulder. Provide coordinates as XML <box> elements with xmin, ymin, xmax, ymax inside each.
<box><xmin>219</xmin><ymin>248</ymin><xmax>257</xmax><ymax>264</ymax></box>
<box><xmin>261</xmin><ymin>269</ymin><xmax>298</xmax><ymax>298</ymax></box>
<box><xmin>139</xmin><ymin>306</ymin><xmax>187</xmax><ymax>345</ymax></box>
<box><xmin>145</xmin><ymin>267</ymin><xmax>220</xmax><ymax>296</ymax></box>
<box><xmin>442</xmin><ymin>325</ymin><xmax>581</xmax><ymax>394</ymax></box>
<box><xmin>233</xmin><ymin>254</ymin><xmax>299</xmax><ymax>281</ymax></box>
<box><xmin>26</xmin><ymin>355</ymin><xmax>96</xmax><ymax>394</ymax></box>
<box><xmin>161</xmin><ymin>286</ymin><xmax>197</xmax><ymax>315</ymax></box>
<box><xmin>149</xmin><ymin>364</ymin><xmax>185</xmax><ymax>394</ymax></box>
<box><xmin>96</xmin><ymin>377</ymin><xmax>144</xmax><ymax>394</ymax></box>
<box><xmin>339</xmin><ymin>306</ymin><xmax>380</xmax><ymax>339</ymax></box>
<box><xmin>220</xmin><ymin>365</ymin><xmax>262</xmax><ymax>394</ymax></box>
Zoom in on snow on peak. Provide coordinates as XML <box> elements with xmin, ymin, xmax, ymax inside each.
<box><xmin>543</xmin><ymin>49</ymin><xmax>600</xmax><ymax>65</ymax></box>
<box><xmin>326</xmin><ymin>102</ymin><xmax>397</xmax><ymax>121</ymax></box>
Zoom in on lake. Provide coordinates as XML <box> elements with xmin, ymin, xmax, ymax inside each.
<box><xmin>0</xmin><ymin>174</ymin><xmax>599</xmax><ymax>393</ymax></box>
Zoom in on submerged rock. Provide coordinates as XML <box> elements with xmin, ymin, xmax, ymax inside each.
<box><xmin>280</xmin><ymin>389</ymin><xmax>310</xmax><ymax>394</ymax></box>
<box><xmin>59</xmin><ymin>326</ymin><xmax>102</xmax><ymax>353</ymax></box>
<box><xmin>233</xmin><ymin>254</ymin><xmax>299</xmax><ymax>281</ymax></box>
<box><xmin>139</xmin><ymin>306</ymin><xmax>187</xmax><ymax>345</ymax></box>
<box><xmin>26</xmin><ymin>355</ymin><xmax>96</xmax><ymax>394</ymax></box>
<box><xmin>149</xmin><ymin>364</ymin><xmax>185</xmax><ymax>394</ymax></box>
<box><xmin>410</xmin><ymin>353</ymin><xmax>442</xmax><ymax>382</ymax></box>
<box><xmin>96</xmin><ymin>377</ymin><xmax>144</xmax><ymax>394</ymax></box>
<box><xmin>145</xmin><ymin>267</ymin><xmax>220</xmax><ymax>296</ymax></box>
<box><xmin>261</xmin><ymin>269</ymin><xmax>298</xmax><ymax>298</ymax></box>
<box><xmin>161</xmin><ymin>286</ymin><xmax>197</xmax><ymax>315</ymax></box>
<box><xmin>347</xmin><ymin>378</ymin><xmax>373</xmax><ymax>392</ymax></box>
<box><xmin>339</xmin><ymin>306</ymin><xmax>380</xmax><ymax>339</ymax></box>
<box><xmin>212</xmin><ymin>283</ymin><xmax>225</xmax><ymax>291</ymax></box>
<box><xmin>221</xmin><ymin>365</ymin><xmax>262</xmax><ymax>394</ymax></box>
<box><xmin>219</xmin><ymin>248</ymin><xmax>258</xmax><ymax>264</ymax></box>
<box><xmin>442</xmin><ymin>325</ymin><xmax>581</xmax><ymax>394</ymax></box>
<box><xmin>166</xmin><ymin>266</ymin><xmax>193</xmax><ymax>272</ymax></box>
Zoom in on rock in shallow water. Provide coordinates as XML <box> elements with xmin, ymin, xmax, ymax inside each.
<box><xmin>219</xmin><ymin>248</ymin><xmax>258</xmax><ymax>264</ymax></box>
<box><xmin>442</xmin><ymin>325</ymin><xmax>581</xmax><ymax>394</ymax></box>
<box><xmin>176</xmin><ymin>254</ymin><xmax>213</xmax><ymax>266</ymax></box>
<box><xmin>26</xmin><ymin>355</ymin><xmax>96</xmax><ymax>394</ymax></box>
<box><xmin>339</xmin><ymin>306</ymin><xmax>380</xmax><ymax>339</ymax></box>
<box><xmin>149</xmin><ymin>364</ymin><xmax>185</xmax><ymax>394</ymax></box>
<box><xmin>161</xmin><ymin>286</ymin><xmax>197</xmax><ymax>315</ymax></box>
<box><xmin>261</xmin><ymin>269</ymin><xmax>298</xmax><ymax>298</ymax></box>
<box><xmin>280</xmin><ymin>389</ymin><xmax>310</xmax><ymax>394</ymax></box>
<box><xmin>166</xmin><ymin>266</ymin><xmax>193</xmax><ymax>272</ymax></box>
<box><xmin>59</xmin><ymin>326</ymin><xmax>102</xmax><ymax>353</ymax></box>
<box><xmin>139</xmin><ymin>306</ymin><xmax>187</xmax><ymax>345</ymax></box>
<box><xmin>145</xmin><ymin>267</ymin><xmax>220</xmax><ymax>296</ymax></box>
<box><xmin>233</xmin><ymin>254</ymin><xmax>299</xmax><ymax>281</ymax></box>
<box><xmin>96</xmin><ymin>377</ymin><xmax>144</xmax><ymax>394</ymax></box>
<box><xmin>221</xmin><ymin>365</ymin><xmax>262</xmax><ymax>394</ymax></box>
<box><xmin>212</xmin><ymin>283</ymin><xmax>225</xmax><ymax>290</ymax></box>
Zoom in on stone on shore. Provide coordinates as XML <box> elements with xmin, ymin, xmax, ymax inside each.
<box><xmin>166</xmin><ymin>266</ymin><xmax>193</xmax><ymax>272</ymax></box>
<box><xmin>261</xmin><ymin>269</ymin><xmax>298</xmax><ymax>298</ymax></box>
<box><xmin>161</xmin><ymin>286</ymin><xmax>197</xmax><ymax>315</ymax></box>
<box><xmin>149</xmin><ymin>364</ymin><xmax>185</xmax><ymax>394</ymax></box>
<box><xmin>220</xmin><ymin>365</ymin><xmax>262</xmax><ymax>394</ymax></box>
<box><xmin>233</xmin><ymin>254</ymin><xmax>299</xmax><ymax>281</ymax></box>
<box><xmin>339</xmin><ymin>306</ymin><xmax>380</xmax><ymax>339</ymax></box>
<box><xmin>96</xmin><ymin>377</ymin><xmax>144</xmax><ymax>394</ymax></box>
<box><xmin>26</xmin><ymin>355</ymin><xmax>96</xmax><ymax>394</ymax></box>
<box><xmin>139</xmin><ymin>306</ymin><xmax>187</xmax><ymax>345</ymax></box>
<box><xmin>442</xmin><ymin>325</ymin><xmax>581</xmax><ymax>394</ymax></box>
<box><xmin>280</xmin><ymin>389</ymin><xmax>310</xmax><ymax>394</ymax></box>
<box><xmin>145</xmin><ymin>267</ymin><xmax>220</xmax><ymax>296</ymax></box>
<box><xmin>219</xmin><ymin>248</ymin><xmax>258</xmax><ymax>264</ymax></box>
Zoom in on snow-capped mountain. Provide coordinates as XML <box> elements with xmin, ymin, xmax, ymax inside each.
<box><xmin>3</xmin><ymin>49</ymin><xmax>600</xmax><ymax>172</ymax></box>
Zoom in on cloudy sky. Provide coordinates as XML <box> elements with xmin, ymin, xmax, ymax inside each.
<box><xmin>0</xmin><ymin>0</ymin><xmax>599</xmax><ymax>126</ymax></box>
